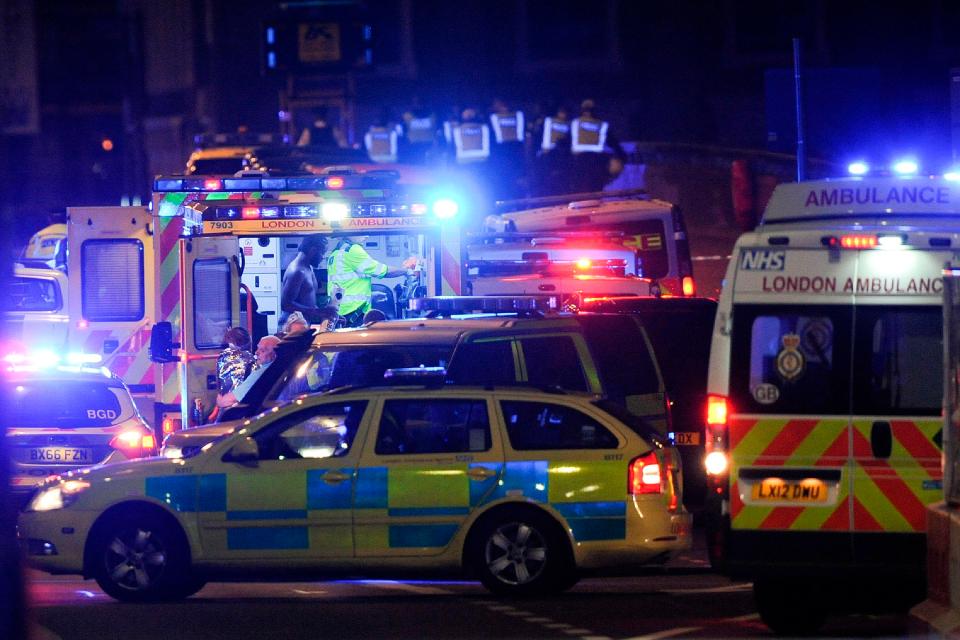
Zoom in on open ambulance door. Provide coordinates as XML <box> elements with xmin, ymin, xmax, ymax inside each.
<box><xmin>66</xmin><ymin>206</ymin><xmax>156</xmax><ymax>418</ymax></box>
<box><xmin>177</xmin><ymin>235</ymin><xmax>240</xmax><ymax>427</ymax></box>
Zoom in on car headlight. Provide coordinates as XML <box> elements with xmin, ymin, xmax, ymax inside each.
<box><xmin>27</xmin><ymin>480</ymin><xmax>91</xmax><ymax>512</ymax></box>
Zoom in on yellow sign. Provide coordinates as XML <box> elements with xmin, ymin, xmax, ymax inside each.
<box><xmin>751</xmin><ymin>478</ymin><xmax>827</xmax><ymax>503</ymax></box>
<box><xmin>298</xmin><ymin>22</ymin><xmax>341</xmax><ymax>63</ymax></box>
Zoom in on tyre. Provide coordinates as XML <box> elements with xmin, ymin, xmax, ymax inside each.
<box><xmin>90</xmin><ymin>509</ymin><xmax>192</xmax><ymax>603</ymax></box>
<box><xmin>470</xmin><ymin>507</ymin><xmax>574</xmax><ymax>597</ymax></box>
<box><xmin>753</xmin><ymin>578</ymin><xmax>826</xmax><ymax>636</ymax></box>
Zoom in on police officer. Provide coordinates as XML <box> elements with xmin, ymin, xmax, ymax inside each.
<box><xmin>400</xmin><ymin>97</ymin><xmax>438</xmax><ymax>164</ymax></box>
<box><xmin>569</xmin><ymin>99</ymin><xmax>623</xmax><ymax>192</ymax></box>
<box><xmin>452</xmin><ymin>108</ymin><xmax>490</xmax><ymax>164</ymax></box>
<box><xmin>534</xmin><ymin>104</ymin><xmax>572</xmax><ymax>195</ymax></box>
<box><xmin>489</xmin><ymin>98</ymin><xmax>526</xmax><ymax>198</ymax></box>
<box><xmin>327</xmin><ymin>236</ymin><xmax>410</xmax><ymax>327</ymax></box>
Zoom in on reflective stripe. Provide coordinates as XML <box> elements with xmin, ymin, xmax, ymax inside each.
<box><xmin>328</xmin><ymin>244</ymin><xmax>387</xmax><ymax>315</ymax></box>
<box><xmin>571</xmin><ymin>117</ymin><xmax>608</xmax><ymax>153</ymax></box>
<box><xmin>364</xmin><ymin>127</ymin><xmax>398</xmax><ymax>163</ymax></box>
<box><xmin>453</xmin><ymin>124</ymin><xmax>490</xmax><ymax>162</ymax></box>
<box><xmin>406</xmin><ymin>116</ymin><xmax>435</xmax><ymax>144</ymax></box>
<box><xmin>490</xmin><ymin>111</ymin><xmax>524</xmax><ymax>143</ymax></box>
<box><xmin>541</xmin><ymin>117</ymin><xmax>570</xmax><ymax>151</ymax></box>
<box><xmin>443</xmin><ymin>121</ymin><xmax>457</xmax><ymax>145</ymax></box>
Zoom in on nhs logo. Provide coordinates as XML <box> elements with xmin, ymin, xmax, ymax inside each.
<box><xmin>740</xmin><ymin>250</ymin><xmax>785</xmax><ymax>271</ymax></box>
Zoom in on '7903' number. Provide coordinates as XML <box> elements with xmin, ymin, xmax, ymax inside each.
<box><xmin>207</xmin><ymin>221</ymin><xmax>234</xmax><ymax>230</ymax></box>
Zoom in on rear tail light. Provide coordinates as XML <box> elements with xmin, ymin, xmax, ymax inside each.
<box><xmin>109</xmin><ymin>428</ymin><xmax>156</xmax><ymax>459</ymax></box>
<box><xmin>704</xmin><ymin>395</ymin><xmax>731</xmax><ymax>489</ymax></box>
<box><xmin>629</xmin><ymin>451</ymin><xmax>662</xmax><ymax>495</ymax></box>
<box><xmin>161</xmin><ymin>417</ymin><xmax>181</xmax><ymax>436</ymax></box>
<box><xmin>682</xmin><ymin>276</ymin><xmax>696</xmax><ymax>297</ymax></box>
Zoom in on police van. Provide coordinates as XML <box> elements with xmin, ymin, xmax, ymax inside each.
<box><xmin>704</xmin><ymin>176</ymin><xmax>947</xmax><ymax>633</ymax></box>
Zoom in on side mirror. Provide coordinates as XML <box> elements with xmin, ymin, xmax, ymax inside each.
<box><xmin>223</xmin><ymin>436</ymin><xmax>259</xmax><ymax>465</ymax></box>
<box><xmin>149</xmin><ymin>321</ymin><xmax>180</xmax><ymax>363</ymax></box>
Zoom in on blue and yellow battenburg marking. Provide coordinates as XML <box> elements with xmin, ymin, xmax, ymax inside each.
<box><xmin>145</xmin><ymin>458</ymin><xmax>627</xmax><ymax>552</ymax></box>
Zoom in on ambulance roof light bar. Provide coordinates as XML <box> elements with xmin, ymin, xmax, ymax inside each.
<box><xmin>155</xmin><ymin>175</ymin><xmax>356</xmax><ymax>192</ymax></box>
<box><xmin>409</xmin><ymin>296</ymin><xmax>558</xmax><ymax>317</ymax></box>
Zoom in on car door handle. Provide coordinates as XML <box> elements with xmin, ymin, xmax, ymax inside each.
<box><xmin>871</xmin><ymin>421</ymin><xmax>892</xmax><ymax>459</ymax></box>
<box><xmin>322</xmin><ymin>471</ymin><xmax>351</xmax><ymax>484</ymax></box>
<box><xmin>466</xmin><ymin>467</ymin><xmax>496</xmax><ymax>481</ymax></box>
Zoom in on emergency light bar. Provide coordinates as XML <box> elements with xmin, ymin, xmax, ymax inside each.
<box><xmin>410</xmin><ymin>296</ymin><xmax>558</xmax><ymax>315</ymax></box>
<box><xmin>205</xmin><ymin>201</ymin><xmax>422</xmax><ymax>221</ymax></box>
<box><xmin>155</xmin><ymin>175</ymin><xmax>368</xmax><ymax>193</ymax></box>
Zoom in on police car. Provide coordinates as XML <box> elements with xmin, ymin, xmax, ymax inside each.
<box><xmin>3</xmin><ymin>364</ymin><xmax>156</xmax><ymax>503</ymax></box>
<box><xmin>20</xmin><ymin>383</ymin><xmax>690</xmax><ymax>602</ymax></box>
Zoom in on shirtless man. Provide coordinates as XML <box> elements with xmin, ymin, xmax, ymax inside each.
<box><xmin>280</xmin><ymin>235</ymin><xmax>328</xmax><ymax>326</ymax></box>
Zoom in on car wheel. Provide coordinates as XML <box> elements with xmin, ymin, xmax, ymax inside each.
<box><xmin>471</xmin><ymin>508</ymin><xmax>574</xmax><ymax>597</ymax></box>
<box><xmin>91</xmin><ymin>510</ymin><xmax>191</xmax><ymax>602</ymax></box>
<box><xmin>754</xmin><ymin>578</ymin><xmax>826</xmax><ymax>636</ymax></box>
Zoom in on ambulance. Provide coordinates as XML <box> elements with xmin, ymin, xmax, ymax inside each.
<box><xmin>39</xmin><ymin>170</ymin><xmax>464</xmax><ymax>436</ymax></box>
<box><xmin>704</xmin><ymin>175</ymin><xmax>948</xmax><ymax>633</ymax></box>
<box><xmin>488</xmin><ymin>190</ymin><xmax>696</xmax><ymax>297</ymax></box>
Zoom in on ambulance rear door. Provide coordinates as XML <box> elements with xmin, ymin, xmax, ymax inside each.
<box><xmin>67</xmin><ymin>206</ymin><xmax>156</xmax><ymax>416</ymax></box>
<box><xmin>848</xmin><ymin>244</ymin><xmax>947</xmax><ymax>567</ymax></box>
<box><xmin>725</xmin><ymin>241</ymin><xmax>857</xmax><ymax>554</ymax></box>
<box><xmin>179</xmin><ymin>235</ymin><xmax>240</xmax><ymax>426</ymax></box>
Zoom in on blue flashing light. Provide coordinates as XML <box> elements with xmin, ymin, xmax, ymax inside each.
<box><xmin>892</xmin><ymin>159</ymin><xmax>919</xmax><ymax>175</ymax></box>
<box><xmin>945</xmin><ymin>169</ymin><xmax>960</xmax><ymax>182</ymax></box>
<box><xmin>432</xmin><ymin>198</ymin><xmax>459</xmax><ymax>219</ymax></box>
<box><xmin>322</xmin><ymin>202</ymin><xmax>349</xmax><ymax>222</ymax></box>
<box><xmin>847</xmin><ymin>161</ymin><xmax>869</xmax><ymax>176</ymax></box>
<box><xmin>267</xmin><ymin>51</ymin><xmax>276</xmax><ymax>69</ymax></box>
<box><xmin>266</xmin><ymin>27</ymin><xmax>275</xmax><ymax>45</ymax></box>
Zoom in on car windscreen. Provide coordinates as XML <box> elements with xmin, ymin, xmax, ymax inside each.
<box><xmin>3</xmin><ymin>380</ymin><xmax>133</xmax><ymax>428</ymax></box>
<box><xmin>276</xmin><ymin>345</ymin><xmax>453</xmax><ymax>401</ymax></box>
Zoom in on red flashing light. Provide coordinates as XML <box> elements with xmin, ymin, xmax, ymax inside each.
<box><xmin>203</xmin><ymin>178</ymin><xmax>222</xmax><ymax>191</ymax></box>
<box><xmin>326</xmin><ymin>176</ymin><xmax>345</xmax><ymax>190</ymax></box>
<box><xmin>161</xmin><ymin>417</ymin><xmax>176</xmax><ymax>435</ymax></box>
<box><xmin>109</xmin><ymin>429</ymin><xmax>154</xmax><ymax>458</ymax></box>
<box><xmin>706</xmin><ymin>394</ymin><xmax>728</xmax><ymax>426</ymax></box>
<box><xmin>629</xmin><ymin>452</ymin><xmax>662</xmax><ymax>495</ymax></box>
<box><xmin>682</xmin><ymin>276</ymin><xmax>696</xmax><ymax>296</ymax></box>
<box><xmin>241</xmin><ymin>207</ymin><xmax>260</xmax><ymax>220</ymax></box>
<box><xmin>840</xmin><ymin>234</ymin><xmax>877</xmax><ymax>249</ymax></box>
<box><xmin>410</xmin><ymin>203</ymin><xmax>428</xmax><ymax>215</ymax></box>
<box><xmin>575</xmin><ymin>257</ymin><xmax>592</xmax><ymax>269</ymax></box>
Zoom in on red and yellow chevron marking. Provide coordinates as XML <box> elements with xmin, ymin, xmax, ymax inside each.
<box><xmin>77</xmin><ymin>324</ymin><xmax>156</xmax><ymax>395</ymax></box>
<box><xmin>850</xmin><ymin>419</ymin><xmax>942</xmax><ymax>532</ymax></box>
<box><xmin>157</xmin><ymin>215</ymin><xmax>185</xmax><ymax>406</ymax></box>
<box><xmin>729</xmin><ymin>415</ymin><xmax>943</xmax><ymax>534</ymax></box>
<box><xmin>729</xmin><ymin>415</ymin><xmax>849</xmax><ymax>532</ymax></box>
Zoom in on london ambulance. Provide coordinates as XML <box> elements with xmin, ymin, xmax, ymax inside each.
<box><xmin>704</xmin><ymin>175</ymin><xmax>947</xmax><ymax>634</ymax></box>
<box><xmin>40</xmin><ymin>169</ymin><xmax>465</xmax><ymax>436</ymax></box>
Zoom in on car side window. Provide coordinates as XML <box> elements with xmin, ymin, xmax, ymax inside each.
<box><xmin>500</xmin><ymin>400</ymin><xmax>619</xmax><ymax>450</ymax></box>
<box><xmin>375</xmin><ymin>399</ymin><xmax>490</xmax><ymax>455</ymax></box>
<box><xmin>519</xmin><ymin>336</ymin><xmax>588</xmax><ymax>391</ymax></box>
<box><xmin>446</xmin><ymin>340</ymin><xmax>516</xmax><ymax>385</ymax></box>
<box><xmin>254</xmin><ymin>401</ymin><xmax>367</xmax><ymax>461</ymax></box>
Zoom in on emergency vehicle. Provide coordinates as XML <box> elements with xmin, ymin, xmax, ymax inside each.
<box><xmin>704</xmin><ymin>175</ymin><xmax>948</xmax><ymax>633</ymax></box>
<box><xmin>489</xmin><ymin>190</ymin><xmax>696</xmax><ymax>297</ymax></box>
<box><xmin>38</xmin><ymin>170</ymin><xmax>464</xmax><ymax>436</ymax></box>
<box><xmin>464</xmin><ymin>231</ymin><xmax>653</xmax><ymax>304</ymax></box>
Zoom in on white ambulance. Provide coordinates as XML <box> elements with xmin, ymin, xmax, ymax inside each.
<box><xmin>705</xmin><ymin>176</ymin><xmax>947</xmax><ymax>633</ymax></box>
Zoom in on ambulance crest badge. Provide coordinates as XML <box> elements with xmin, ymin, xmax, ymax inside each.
<box><xmin>776</xmin><ymin>333</ymin><xmax>805</xmax><ymax>381</ymax></box>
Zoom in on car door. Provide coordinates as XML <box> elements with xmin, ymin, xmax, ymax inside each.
<box><xmin>848</xmin><ymin>244</ymin><xmax>945</xmax><ymax>553</ymax></box>
<box><xmin>353</xmin><ymin>393</ymin><xmax>504</xmax><ymax>558</ymax></box>
<box><xmin>197</xmin><ymin>399</ymin><xmax>369</xmax><ymax>562</ymax></box>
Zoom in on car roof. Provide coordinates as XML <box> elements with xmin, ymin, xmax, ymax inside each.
<box><xmin>3</xmin><ymin>366</ymin><xmax>124</xmax><ymax>385</ymax></box>
<box><xmin>300</xmin><ymin>384</ymin><xmax>600</xmax><ymax>403</ymax></box>
<box><xmin>310</xmin><ymin>316</ymin><xmax>581</xmax><ymax>347</ymax></box>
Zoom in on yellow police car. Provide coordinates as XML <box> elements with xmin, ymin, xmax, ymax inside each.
<box><xmin>19</xmin><ymin>384</ymin><xmax>690</xmax><ymax>601</ymax></box>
